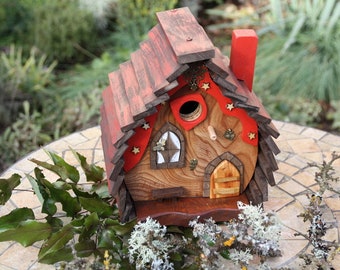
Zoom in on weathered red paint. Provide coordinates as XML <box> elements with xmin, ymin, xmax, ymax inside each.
<box><xmin>229</xmin><ymin>29</ymin><xmax>258</xmax><ymax>91</ymax></box>
<box><xmin>170</xmin><ymin>93</ymin><xmax>208</xmax><ymax>131</ymax></box>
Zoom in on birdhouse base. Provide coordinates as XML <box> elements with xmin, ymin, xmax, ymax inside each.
<box><xmin>135</xmin><ymin>193</ymin><xmax>249</xmax><ymax>226</ymax></box>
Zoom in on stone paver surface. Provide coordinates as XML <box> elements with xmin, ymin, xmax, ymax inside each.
<box><xmin>1</xmin><ymin>122</ymin><xmax>340</xmax><ymax>269</ymax></box>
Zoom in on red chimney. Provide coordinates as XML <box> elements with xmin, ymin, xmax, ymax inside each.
<box><xmin>229</xmin><ymin>29</ymin><xmax>258</xmax><ymax>91</ymax></box>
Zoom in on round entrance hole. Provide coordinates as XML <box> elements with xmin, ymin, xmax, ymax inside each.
<box><xmin>179</xmin><ymin>100</ymin><xmax>202</xmax><ymax>121</ymax></box>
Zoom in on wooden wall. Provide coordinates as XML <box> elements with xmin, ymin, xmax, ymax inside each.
<box><xmin>124</xmin><ymin>90</ymin><xmax>258</xmax><ymax>201</ymax></box>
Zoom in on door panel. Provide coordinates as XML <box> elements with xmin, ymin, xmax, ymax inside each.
<box><xmin>210</xmin><ymin>160</ymin><xmax>240</xmax><ymax>198</ymax></box>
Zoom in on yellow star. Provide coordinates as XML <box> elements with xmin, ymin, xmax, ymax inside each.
<box><xmin>201</xmin><ymin>82</ymin><xmax>210</xmax><ymax>91</ymax></box>
<box><xmin>248</xmin><ymin>132</ymin><xmax>256</xmax><ymax>140</ymax></box>
<box><xmin>226</xmin><ymin>103</ymin><xmax>234</xmax><ymax>111</ymax></box>
<box><xmin>131</xmin><ymin>146</ymin><xmax>140</xmax><ymax>155</ymax></box>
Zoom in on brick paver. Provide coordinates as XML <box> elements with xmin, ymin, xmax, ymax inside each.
<box><xmin>1</xmin><ymin>123</ymin><xmax>340</xmax><ymax>269</ymax></box>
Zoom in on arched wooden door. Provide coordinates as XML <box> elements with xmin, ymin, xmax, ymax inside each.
<box><xmin>210</xmin><ymin>160</ymin><xmax>240</xmax><ymax>199</ymax></box>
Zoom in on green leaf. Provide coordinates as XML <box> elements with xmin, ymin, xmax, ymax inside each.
<box><xmin>53</xmin><ymin>180</ymin><xmax>72</xmax><ymax>190</ymax></box>
<box><xmin>183</xmin><ymin>227</ymin><xmax>194</xmax><ymax>239</ymax></box>
<box><xmin>105</xmin><ymin>218</ymin><xmax>136</xmax><ymax>236</ymax></box>
<box><xmin>71</xmin><ymin>184</ymin><xmax>97</xmax><ymax>198</ymax></box>
<box><xmin>92</xmin><ymin>181</ymin><xmax>110</xmax><ymax>199</ymax></box>
<box><xmin>170</xmin><ymin>252</ymin><xmax>183</xmax><ymax>262</ymax></box>
<box><xmin>72</xmin><ymin>150</ymin><xmax>104</xmax><ymax>183</ymax></box>
<box><xmin>0</xmin><ymin>174</ymin><xmax>21</xmax><ymax>205</ymax></box>
<box><xmin>42</xmin><ymin>197</ymin><xmax>57</xmax><ymax>216</ymax></box>
<box><xmin>41</xmin><ymin>178</ymin><xmax>81</xmax><ymax>217</ymax></box>
<box><xmin>26</xmin><ymin>174</ymin><xmax>44</xmax><ymax>204</ymax></box>
<box><xmin>79</xmin><ymin>212</ymin><xmax>100</xmax><ymax>241</ymax></box>
<box><xmin>46</xmin><ymin>216</ymin><xmax>64</xmax><ymax>231</ymax></box>
<box><xmin>38</xmin><ymin>224</ymin><xmax>74</xmax><ymax>263</ymax></box>
<box><xmin>46</xmin><ymin>150</ymin><xmax>80</xmax><ymax>183</ymax></box>
<box><xmin>30</xmin><ymin>157</ymin><xmax>79</xmax><ymax>183</ymax></box>
<box><xmin>167</xmin><ymin>225</ymin><xmax>184</xmax><ymax>234</ymax></box>
<box><xmin>30</xmin><ymin>158</ymin><xmax>67</xmax><ymax>180</ymax></box>
<box><xmin>71</xmin><ymin>217</ymin><xmax>85</xmax><ymax>229</ymax></box>
<box><xmin>39</xmin><ymin>245</ymin><xmax>73</xmax><ymax>264</ymax></box>
<box><xmin>98</xmin><ymin>229</ymin><xmax>121</xmax><ymax>250</ymax></box>
<box><xmin>0</xmin><ymin>208</ymin><xmax>35</xmax><ymax>233</ymax></box>
<box><xmin>75</xmin><ymin>239</ymin><xmax>96</xmax><ymax>257</ymax></box>
<box><xmin>220</xmin><ymin>248</ymin><xmax>230</xmax><ymax>260</ymax></box>
<box><xmin>206</xmin><ymin>238</ymin><xmax>215</xmax><ymax>247</ymax></box>
<box><xmin>84</xmin><ymin>212</ymin><xmax>99</xmax><ymax>230</ymax></box>
<box><xmin>2</xmin><ymin>173</ymin><xmax>21</xmax><ymax>190</ymax></box>
<box><xmin>79</xmin><ymin>197</ymin><xmax>113</xmax><ymax>218</ymax></box>
<box><xmin>0</xmin><ymin>220</ymin><xmax>51</xmax><ymax>247</ymax></box>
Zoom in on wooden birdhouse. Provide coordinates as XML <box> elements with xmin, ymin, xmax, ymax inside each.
<box><xmin>100</xmin><ymin>7</ymin><xmax>280</xmax><ymax>226</ymax></box>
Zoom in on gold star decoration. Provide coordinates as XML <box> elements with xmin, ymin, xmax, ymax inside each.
<box><xmin>201</xmin><ymin>82</ymin><xmax>210</xmax><ymax>91</ymax></box>
<box><xmin>226</xmin><ymin>103</ymin><xmax>234</xmax><ymax>111</ymax></box>
<box><xmin>142</xmin><ymin>122</ymin><xmax>150</xmax><ymax>130</ymax></box>
<box><xmin>248</xmin><ymin>132</ymin><xmax>256</xmax><ymax>140</ymax></box>
<box><xmin>131</xmin><ymin>146</ymin><xmax>140</xmax><ymax>155</ymax></box>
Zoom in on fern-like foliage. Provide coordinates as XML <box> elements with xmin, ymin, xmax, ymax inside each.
<box><xmin>255</xmin><ymin>0</ymin><xmax>340</xmax><ymax>103</ymax></box>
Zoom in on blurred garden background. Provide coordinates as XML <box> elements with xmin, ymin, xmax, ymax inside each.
<box><xmin>0</xmin><ymin>0</ymin><xmax>339</xmax><ymax>172</ymax></box>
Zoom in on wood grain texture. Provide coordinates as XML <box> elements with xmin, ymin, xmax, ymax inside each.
<box><xmin>156</xmin><ymin>7</ymin><xmax>215</xmax><ymax>64</ymax></box>
<box><xmin>235</xmin><ymin>101</ymin><xmax>259</xmax><ymax>112</ymax></box>
<box><xmin>152</xmin><ymin>186</ymin><xmax>185</xmax><ymax>199</ymax></box>
<box><xmin>140</xmin><ymin>39</ymin><xmax>170</xmax><ymax>94</ymax></box>
<box><xmin>100</xmin><ymin>106</ymin><xmax>115</xmax><ymax>182</ymax></box>
<box><xmin>118</xmin><ymin>182</ymin><xmax>136</xmax><ymax>223</ymax></box>
<box><xmin>253</xmin><ymin>166</ymin><xmax>268</xmax><ymax>201</ymax></box>
<box><xmin>135</xmin><ymin>194</ymin><xmax>249</xmax><ymax>226</ymax></box>
<box><xmin>219</xmin><ymin>87</ymin><xmax>248</xmax><ymax>103</ymax></box>
<box><xmin>111</xmin><ymin>143</ymin><xmax>129</xmax><ymax>164</ymax></box>
<box><xmin>250</xmin><ymin>112</ymin><xmax>272</xmax><ymax>125</ymax></box>
<box><xmin>236</xmin><ymin>80</ymin><xmax>273</xmax><ymax>123</ymax></box>
<box><xmin>114</xmin><ymin>129</ymin><xmax>135</xmax><ymax>149</ymax></box>
<box><xmin>267</xmin><ymin>121</ymin><xmax>280</xmax><ymax>139</ymax></box>
<box><xmin>257</xmin><ymin>150</ymin><xmax>276</xmax><ymax>186</ymax></box>
<box><xmin>211</xmin><ymin>73</ymin><xmax>238</xmax><ymax>93</ymax></box>
<box><xmin>101</xmin><ymin>87</ymin><xmax>124</xmax><ymax>145</ymax></box>
<box><xmin>130</xmin><ymin>50</ymin><xmax>156</xmax><ymax>107</ymax></box>
<box><xmin>124</xmin><ymin>92</ymin><xmax>257</xmax><ymax>201</ymax></box>
<box><xmin>264</xmin><ymin>135</ymin><xmax>280</xmax><ymax>155</ymax></box>
<box><xmin>257</xmin><ymin>121</ymin><xmax>280</xmax><ymax>138</ymax></box>
<box><xmin>206</xmin><ymin>47</ymin><xmax>230</xmax><ymax>78</ymax></box>
<box><xmin>210</xmin><ymin>160</ymin><xmax>240</xmax><ymax>198</ymax></box>
<box><xmin>244</xmin><ymin>179</ymin><xmax>263</xmax><ymax>205</ymax></box>
<box><xmin>109</xmin><ymin>159</ymin><xmax>124</xmax><ymax>180</ymax></box>
<box><xmin>259</xmin><ymin>138</ymin><xmax>279</xmax><ymax>171</ymax></box>
<box><xmin>108</xmin><ymin>70</ymin><xmax>135</xmax><ymax>131</ymax></box>
<box><xmin>146</xmin><ymin>93</ymin><xmax>170</xmax><ymax>108</ymax></box>
<box><xmin>148</xmin><ymin>24</ymin><xmax>189</xmax><ymax>82</ymax></box>
<box><xmin>110</xmin><ymin>174</ymin><xmax>124</xmax><ymax>197</ymax></box>
<box><xmin>119</xmin><ymin>61</ymin><xmax>147</xmax><ymax>120</ymax></box>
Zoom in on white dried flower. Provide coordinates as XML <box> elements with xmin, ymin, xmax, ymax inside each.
<box><xmin>151</xmin><ymin>257</ymin><xmax>174</xmax><ymax>270</ymax></box>
<box><xmin>229</xmin><ymin>248</ymin><xmax>253</xmax><ymax>265</ymax></box>
<box><xmin>257</xmin><ymin>262</ymin><xmax>272</xmax><ymax>270</ymax></box>
<box><xmin>313</xmin><ymin>248</ymin><xmax>329</xmax><ymax>260</ymax></box>
<box><xmin>128</xmin><ymin>217</ymin><xmax>173</xmax><ymax>270</ymax></box>
<box><xmin>231</xmin><ymin>201</ymin><xmax>281</xmax><ymax>256</ymax></box>
<box><xmin>189</xmin><ymin>217</ymin><xmax>224</xmax><ymax>245</ymax></box>
<box><xmin>189</xmin><ymin>217</ymin><xmax>226</xmax><ymax>269</ymax></box>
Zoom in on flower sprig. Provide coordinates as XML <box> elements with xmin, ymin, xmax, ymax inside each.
<box><xmin>128</xmin><ymin>217</ymin><xmax>174</xmax><ymax>270</ymax></box>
